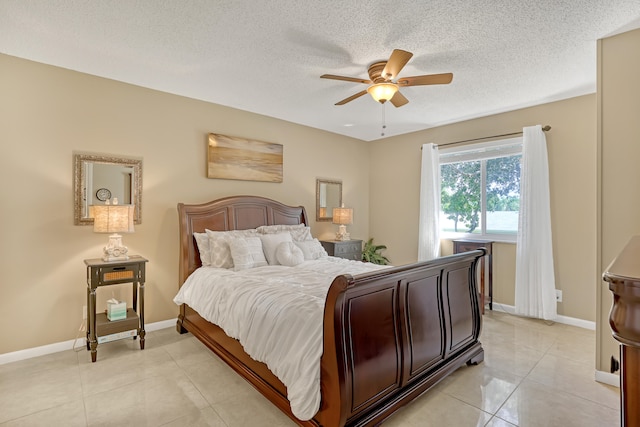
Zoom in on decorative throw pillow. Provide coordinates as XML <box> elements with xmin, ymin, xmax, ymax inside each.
<box><xmin>193</xmin><ymin>231</ymin><xmax>211</xmax><ymax>266</ymax></box>
<box><xmin>291</xmin><ymin>226</ymin><xmax>312</xmax><ymax>242</ymax></box>
<box><xmin>275</xmin><ymin>242</ymin><xmax>305</xmax><ymax>267</ymax></box>
<box><xmin>229</xmin><ymin>237</ymin><xmax>268</xmax><ymax>271</ymax></box>
<box><xmin>294</xmin><ymin>239</ymin><xmax>329</xmax><ymax>260</ymax></box>
<box><xmin>206</xmin><ymin>229</ymin><xmax>259</xmax><ymax>268</ymax></box>
<box><xmin>257</xmin><ymin>224</ymin><xmax>312</xmax><ymax>242</ymax></box>
<box><xmin>259</xmin><ymin>232</ymin><xmax>293</xmax><ymax>265</ymax></box>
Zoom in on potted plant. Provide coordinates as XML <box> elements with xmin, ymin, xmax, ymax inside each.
<box><xmin>362</xmin><ymin>238</ymin><xmax>390</xmax><ymax>265</ymax></box>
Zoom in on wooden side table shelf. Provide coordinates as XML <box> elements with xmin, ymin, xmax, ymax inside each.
<box><xmin>85</xmin><ymin>255</ymin><xmax>148</xmax><ymax>362</ymax></box>
<box><xmin>453</xmin><ymin>239</ymin><xmax>493</xmax><ymax>314</ymax></box>
<box><xmin>321</xmin><ymin>239</ymin><xmax>363</xmax><ymax>261</ymax></box>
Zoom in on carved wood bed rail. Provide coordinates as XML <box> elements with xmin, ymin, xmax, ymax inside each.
<box><xmin>176</xmin><ymin>195</ymin><xmax>484</xmax><ymax>426</ymax></box>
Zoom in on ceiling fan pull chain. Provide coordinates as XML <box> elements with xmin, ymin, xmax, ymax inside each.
<box><xmin>381</xmin><ymin>103</ymin><xmax>387</xmax><ymax>136</ymax></box>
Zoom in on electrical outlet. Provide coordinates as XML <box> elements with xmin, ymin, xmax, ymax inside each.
<box><xmin>555</xmin><ymin>289</ymin><xmax>563</xmax><ymax>303</ymax></box>
<box><xmin>82</xmin><ymin>305</ymin><xmax>87</xmax><ymax>320</ymax></box>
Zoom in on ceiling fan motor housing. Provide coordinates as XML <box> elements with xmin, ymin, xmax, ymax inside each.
<box><xmin>368</xmin><ymin>62</ymin><xmax>389</xmax><ymax>83</ymax></box>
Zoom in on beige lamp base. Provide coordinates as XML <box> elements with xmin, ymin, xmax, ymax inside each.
<box><xmin>102</xmin><ymin>233</ymin><xmax>129</xmax><ymax>261</ymax></box>
<box><xmin>335</xmin><ymin>225</ymin><xmax>351</xmax><ymax>241</ymax></box>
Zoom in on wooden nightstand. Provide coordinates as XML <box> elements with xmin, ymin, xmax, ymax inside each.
<box><xmin>321</xmin><ymin>239</ymin><xmax>363</xmax><ymax>261</ymax></box>
<box><xmin>84</xmin><ymin>255</ymin><xmax>148</xmax><ymax>362</ymax></box>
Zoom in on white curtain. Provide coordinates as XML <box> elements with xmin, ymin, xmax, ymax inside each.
<box><xmin>418</xmin><ymin>143</ymin><xmax>441</xmax><ymax>261</ymax></box>
<box><xmin>515</xmin><ymin>125</ymin><xmax>557</xmax><ymax>320</ymax></box>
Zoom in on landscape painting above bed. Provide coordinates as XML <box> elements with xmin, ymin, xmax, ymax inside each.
<box><xmin>175</xmin><ymin>195</ymin><xmax>485</xmax><ymax>426</ymax></box>
<box><xmin>207</xmin><ymin>133</ymin><xmax>283</xmax><ymax>182</ymax></box>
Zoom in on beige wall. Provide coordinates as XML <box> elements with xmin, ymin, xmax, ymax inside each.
<box><xmin>0</xmin><ymin>51</ymin><xmax>606</xmax><ymax>357</ymax></box>
<box><xmin>369</xmin><ymin>95</ymin><xmax>597</xmax><ymax>321</ymax></box>
<box><xmin>597</xmin><ymin>28</ymin><xmax>640</xmax><ymax>373</ymax></box>
<box><xmin>0</xmin><ymin>54</ymin><xmax>370</xmax><ymax>355</ymax></box>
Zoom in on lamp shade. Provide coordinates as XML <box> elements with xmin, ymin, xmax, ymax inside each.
<box><xmin>367</xmin><ymin>83</ymin><xmax>398</xmax><ymax>103</ymax></box>
<box><xmin>92</xmin><ymin>205</ymin><xmax>135</xmax><ymax>234</ymax></box>
<box><xmin>332</xmin><ymin>207</ymin><xmax>353</xmax><ymax>225</ymax></box>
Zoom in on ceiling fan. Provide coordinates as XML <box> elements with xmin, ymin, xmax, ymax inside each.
<box><xmin>320</xmin><ymin>49</ymin><xmax>453</xmax><ymax>107</ymax></box>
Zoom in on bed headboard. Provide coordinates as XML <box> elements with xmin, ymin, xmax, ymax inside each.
<box><xmin>177</xmin><ymin>195</ymin><xmax>308</xmax><ymax>285</ymax></box>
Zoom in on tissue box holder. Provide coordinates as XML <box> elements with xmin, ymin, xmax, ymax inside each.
<box><xmin>107</xmin><ymin>300</ymin><xmax>127</xmax><ymax>321</ymax></box>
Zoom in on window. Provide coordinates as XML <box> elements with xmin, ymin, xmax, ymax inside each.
<box><xmin>439</xmin><ymin>137</ymin><xmax>522</xmax><ymax>241</ymax></box>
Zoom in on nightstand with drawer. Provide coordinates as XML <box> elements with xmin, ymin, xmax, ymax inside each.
<box><xmin>321</xmin><ymin>239</ymin><xmax>363</xmax><ymax>261</ymax></box>
<box><xmin>84</xmin><ymin>255</ymin><xmax>148</xmax><ymax>362</ymax></box>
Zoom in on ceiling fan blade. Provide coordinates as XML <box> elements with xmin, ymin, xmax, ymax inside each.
<box><xmin>320</xmin><ymin>74</ymin><xmax>371</xmax><ymax>84</ymax></box>
<box><xmin>390</xmin><ymin>91</ymin><xmax>409</xmax><ymax>107</ymax></box>
<box><xmin>382</xmin><ymin>49</ymin><xmax>413</xmax><ymax>80</ymax></box>
<box><xmin>335</xmin><ymin>90</ymin><xmax>368</xmax><ymax>105</ymax></box>
<box><xmin>397</xmin><ymin>73</ymin><xmax>453</xmax><ymax>86</ymax></box>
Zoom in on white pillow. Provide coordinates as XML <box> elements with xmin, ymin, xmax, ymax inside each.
<box><xmin>206</xmin><ymin>229</ymin><xmax>259</xmax><ymax>268</ymax></box>
<box><xmin>193</xmin><ymin>232</ymin><xmax>211</xmax><ymax>266</ymax></box>
<box><xmin>229</xmin><ymin>237</ymin><xmax>268</xmax><ymax>271</ymax></box>
<box><xmin>292</xmin><ymin>226</ymin><xmax>312</xmax><ymax>242</ymax></box>
<box><xmin>257</xmin><ymin>224</ymin><xmax>312</xmax><ymax>241</ymax></box>
<box><xmin>259</xmin><ymin>232</ymin><xmax>293</xmax><ymax>265</ymax></box>
<box><xmin>294</xmin><ymin>239</ymin><xmax>329</xmax><ymax>260</ymax></box>
<box><xmin>275</xmin><ymin>242</ymin><xmax>305</xmax><ymax>267</ymax></box>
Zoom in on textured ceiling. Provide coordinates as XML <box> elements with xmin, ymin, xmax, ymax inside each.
<box><xmin>2</xmin><ymin>1</ymin><xmax>640</xmax><ymax>141</ymax></box>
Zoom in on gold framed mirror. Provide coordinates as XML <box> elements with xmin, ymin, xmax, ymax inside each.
<box><xmin>74</xmin><ymin>153</ymin><xmax>142</xmax><ymax>225</ymax></box>
<box><xmin>316</xmin><ymin>179</ymin><xmax>342</xmax><ymax>222</ymax></box>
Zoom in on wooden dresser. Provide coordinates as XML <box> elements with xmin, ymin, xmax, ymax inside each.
<box><xmin>603</xmin><ymin>236</ymin><xmax>640</xmax><ymax>427</ymax></box>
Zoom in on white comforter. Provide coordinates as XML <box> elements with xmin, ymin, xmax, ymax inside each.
<box><xmin>173</xmin><ymin>257</ymin><xmax>387</xmax><ymax>420</ymax></box>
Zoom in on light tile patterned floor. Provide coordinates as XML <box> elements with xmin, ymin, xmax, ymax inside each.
<box><xmin>0</xmin><ymin>311</ymin><xmax>620</xmax><ymax>426</ymax></box>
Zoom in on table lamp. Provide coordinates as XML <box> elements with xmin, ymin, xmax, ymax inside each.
<box><xmin>332</xmin><ymin>205</ymin><xmax>353</xmax><ymax>241</ymax></box>
<box><xmin>92</xmin><ymin>198</ymin><xmax>135</xmax><ymax>261</ymax></box>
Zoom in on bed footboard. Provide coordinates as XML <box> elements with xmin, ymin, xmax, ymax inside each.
<box><xmin>317</xmin><ymin>250</ymin><xmax>485</xmax><ymax>427</ymax></box>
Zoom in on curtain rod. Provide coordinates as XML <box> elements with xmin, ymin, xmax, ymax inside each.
<box><xmin>436</xmin><ymin>125</ymin><xmax>551</xmax><ymax>148</ymax></box>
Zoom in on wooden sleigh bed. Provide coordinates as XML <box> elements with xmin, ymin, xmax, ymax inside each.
<box><xmin>176</xmin><ymin>195</ymin><xmax>485</xmax><ymax>426</ymax></box>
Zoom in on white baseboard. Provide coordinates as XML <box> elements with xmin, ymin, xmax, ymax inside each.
<box><xmin>491</xmin><ymin>303</ymin><xmax>596</xmax><ymax>330</ymax></box>
<box><xmin>145</xmin><ymin>318</ymin><xmax>177</xmax><ymax>331</ymax></box>
<box><xmin>595</xmin><ymin>370</ymin><xmax>620</xmax><ymax>387</ymax></box>
<box><xmin>0</xmin><ymin>318</ymin><xmax>177</xmax><ymax>366</ymax></box>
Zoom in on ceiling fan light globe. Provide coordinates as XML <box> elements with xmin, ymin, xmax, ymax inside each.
<box><xmin>367</xmin><ymin>83</ymin><xmax>398</xmax><ymax>103</ymax></box>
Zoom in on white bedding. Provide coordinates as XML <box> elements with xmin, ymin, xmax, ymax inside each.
<box><xmin>173</xmin><ymin>257</ymin><xmax>388</xmax><ymax>420</ymax></box>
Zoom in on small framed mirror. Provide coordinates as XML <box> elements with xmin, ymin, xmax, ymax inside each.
<box><xmin>316</xmin><ymin>179</ymin><xmax>342</xmax><ymax>222</ymax></box>
<box><xmin>74</xmin><ymin>153</ymin><xmax>142</xmax><ymax>225</ymax></box>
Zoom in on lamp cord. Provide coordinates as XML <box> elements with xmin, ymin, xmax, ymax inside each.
<box><xmin>72</xmin><ymin>319</ymin><xmax>86</xmax><ymax>352</ymax></box>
